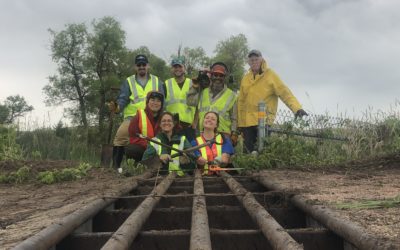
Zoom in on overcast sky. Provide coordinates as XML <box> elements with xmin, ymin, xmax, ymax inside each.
<box><xmin>1</xmin><ymin>0</ymin><xmax>400</xmax><ymax>126</ymax></box>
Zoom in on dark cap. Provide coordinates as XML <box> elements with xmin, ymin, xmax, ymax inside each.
<box><xmin>135</xmin><ymin>54</ymin><xmax>148</xmax><ymax>64</ymax></box>
<box><xmin>171</xmin><ymin>56</ymin><xmax>185</xmax><ymax>66</ymax></box>
<box><xmin>248</xmin><ymin>49</ymin><xmax>262</xmax><ymax>57</ymax></box>
<box><xmin>146</xmin><ymin>91</ymin><xmax>164</xmax><ymax>103</ymax></box>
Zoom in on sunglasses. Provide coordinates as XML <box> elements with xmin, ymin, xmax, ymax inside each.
<box><xmin>136</xmin><ymin>63</ymin><xmax>147</xmax><ymax>67</ymax></box>
<box><xmin>212</xmin><ymin>73</ymin><xmax>225</xmax><ymax>78</ymax></box>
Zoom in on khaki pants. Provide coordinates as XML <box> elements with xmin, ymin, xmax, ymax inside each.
<box><xmin>113</xmin><ymin>119</ymin><xmax>131</xmax><ymax>146</ymax></box>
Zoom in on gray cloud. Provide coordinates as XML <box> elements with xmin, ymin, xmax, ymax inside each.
<box><xmin>1</xmin><ymin>0</ymin><xmax>399</xmax><ymax>125</ymax></box>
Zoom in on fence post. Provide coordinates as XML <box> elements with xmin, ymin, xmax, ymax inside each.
<box><xmin>257</xmin><ymin>101</ymin><xmax>266</xmax><ymax>152</ymax></box>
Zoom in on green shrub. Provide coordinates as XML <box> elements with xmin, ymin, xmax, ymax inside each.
<box><xmin>0</xmin><ymin>166</ymin><xmax>31</xmax><ymax>184</ymax></box>
<box><xmin>121</xmin><ymin>159</ymin><xmax>147</xmax><ymax>176</ymax></box>
<box><xmin>37</xmin><ymin>171</ymin><xmax>56</xmax><ymax>184</ymax></box>
<box><xmin>36</xmin><ymin>162</ymin><xmax>92</xmax><ymax>184</ymax></box>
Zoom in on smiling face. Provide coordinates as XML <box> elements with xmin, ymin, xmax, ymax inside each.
<box><xmin>172</xmin><ymin>64</ymin><xmax>185</xmax><ymax>78</ymax></box>
<box><xmin>248</xmin><ymin>55</ymin><xmax>262</xmax><ymax>73</ymax></box>
<box><xmin>135</xmin><ymin>63</ymin><xmax>150</xmax><ymax>77</ymax></box>
<box><xmin>148</xmin><ymin>97</ymin><xmax>162</xmax><ymax>112</ymax></box>
<box><xmin>160</xmin><ymin>113</ymin><xmax>174</xmax><ymax>133</ymax></box>
<box><xmin>203</xmin><ymin>112</ymin><xmax>219</xmax><ymax>131</ymax></box>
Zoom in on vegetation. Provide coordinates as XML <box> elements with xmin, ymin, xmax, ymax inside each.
<box><xmin>121</xmin><ymin>159</ymin><xmax>147</xmax><ymax>177</ymax></box>
<box><xmin>1</xmin><ymin>16</ymin><xmax>399</xmax><ymax>183</ymax></box>
<box><xmin>0</xmin><ymin>163</ymin><xmax>92</xmax><ymax>184</ymax></box>
<box><xmin>0</xmin><ymin>95</ymin><xmax>33</xmax><ymax>124</ymax></box>
<box><xmin>335</xmin><ymin>195</ymin><xmax>400</xmax><ymax>210</ymax></box>
<box><xmin>233</xmin><ymin>112</ymin><xmax>400</xmax><ymax>170</ymax></box>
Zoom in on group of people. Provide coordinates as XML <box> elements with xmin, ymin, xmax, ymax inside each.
<box><xmin>109</xmin><ymin>49</ymin><xmax>307</xmax><ymax>175</ymax></box>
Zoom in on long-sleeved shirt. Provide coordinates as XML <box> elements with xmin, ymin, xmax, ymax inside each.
<box><xmin>116</xmin><ymin>74</ymin><xmax>165</xmax><ymax>115</ymax></box>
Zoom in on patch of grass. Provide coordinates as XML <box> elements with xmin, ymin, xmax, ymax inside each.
<box><xmin>121</xmin><ymin>159</ymin><xmax>147</xmax><ymax>176</ymax></box>
<box><xmin>0</xmin><ymin>166</ymin><xmax>30</xmax><ymax>184</ymax></box>
<box><xmin>37</xmin><ymin>162</ymin><xmax>92</xmax><ymax>184</ymax></box>
<box><xmin>0</xmin><ymin>162</ymin><xmax>93</xmax><ymax>185</ymax></box>
<box><xmin>335</xmin><ymin>196</ymin><xmax>400</xmax><ymax>210</ymax></box>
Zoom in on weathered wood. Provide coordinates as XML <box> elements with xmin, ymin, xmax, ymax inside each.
<box><xmin>220</xmin><ymin>171</ymin><xmax>303</xmax><ymax>250</ymax></box>
<box><xmin>253</xmin><ymin>173</ymin><xmax>398</xmax><ymax>250</ymax></box>
<box><xmin>12</xmin><ymin>170</ymin><xmax>154</xmax><ymax>250</ymax></box>
<box><xmin>190</xmin><ymin>169</ymin><xmax>212</xmax><ymax>250</ymax></box>
<box><xmin>101</xmin><ymin>172</ymin><xmax>176</xmax><ymax>250</ymax></box>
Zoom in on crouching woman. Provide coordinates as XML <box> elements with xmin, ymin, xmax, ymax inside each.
<box><xmin>191</xmin><ymin>111</ymin><xmax>234</xmax><ymax>175</ymax></box>
<box><xmin>142</xmin><ymin>112</ymin><xmax>195</xmax><ymax>176</ymax></box>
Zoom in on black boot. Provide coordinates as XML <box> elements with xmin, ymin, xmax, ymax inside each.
<box><xmin>112</xmin><ymin>146</ymin><xmax>125</xmax><ymax>168</ymax></box>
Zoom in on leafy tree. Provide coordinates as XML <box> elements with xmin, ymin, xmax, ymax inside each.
<box><xmin>86</xmin><ymin>16</ymin><xmax>128</xmax><ymax>140</ymax></box>
<box><xmin>213</xmin><ymin>34</ymin><xmax>249</xmax><ymax>89</ymax></box>
<box><xmin>0</xmin><ymin>105</ymin><xmax>9</xmax><ymax>124</ymax></box>
<box><xmin>43</xmin><ymin>23</ymin><xmax>91</xmax><ymax>129</ymax></box>
<box><xmin>180</xmin><ymin>46</ymin><xmax>210</xmax><ymax>78</ymax></box>
<box><xmin>1</xmin><ymin>95</ymin><xmax>33</xmax><ymax>124</ymax></box>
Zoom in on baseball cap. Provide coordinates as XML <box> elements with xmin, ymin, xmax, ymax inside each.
<box><xmin>147</xmin><ymin>91</ymin><xmax>164</xmax><ymax>103</ymax></box>
<box><xmin>248</xmin><ymin>49</ymin><xmax>262</xmax><ymax>57</ymax></box>
<box><xmin>135</xmin><ymin>54</ymin><xmax>148</xmax><ymax>65</ymax></box>
<box><xmin>171</xmin><ymin>56</ymin><xmax>185</xmax><ymax>66</ymax></box>
<box><xmin>211</xmin><ymin>63</ymin><xmax>227</xmax><ymax>75</ymax></box>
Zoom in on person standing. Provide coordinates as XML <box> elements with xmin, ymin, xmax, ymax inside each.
<box><xmin>109</xmin><ymin>54</ymin><xmax>165</xmax><ymax>169</ymax></box>
<box><xmin>187</xmin><ymin>62</ymin><xmax>238</xmax><ymax>144</ymax></box>
<box><xmin>238</xmin><ymin>49</ymin><xmax>308</xmax><ymax>153</ymax></box>
<box><xmin>164</xmin><ymin>56</ymin><xmax>196</xmax><ymax>140</ymax></box>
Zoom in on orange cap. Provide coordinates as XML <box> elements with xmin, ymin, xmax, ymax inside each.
<box><xmin>211</xmin><ymin>65</ymin><xmax>226</xmax><ymax>75</ymax></box>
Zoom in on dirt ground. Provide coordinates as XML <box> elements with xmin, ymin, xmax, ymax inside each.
<box><xmin>1</xmin><ymin>157</ymin><xmax>399</xmax><ymax>249</ymax></box>
<box><xmin>0</xmin><ymin>161</ymin><xmax>138</xmax><ymax>249</ymax></box>
<box><xmin>261</xmin><ymin>156</ymin><xmax>400</xmax><ymax>247</ymax></box>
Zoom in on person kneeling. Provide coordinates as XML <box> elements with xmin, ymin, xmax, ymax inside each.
<box><xmin>125</xmin><ymin>91</ymin><xmax>164</xmax><ymax>163</ymax></box>
<box><xmin>191</xmin><ymin>111</ymin><xmax>234</xmax><ymax>175</ymax></box>
<box><xmin>142</xmin><ymin>112</ymin><xmax>195</xmax><ymax>176</ymax></box>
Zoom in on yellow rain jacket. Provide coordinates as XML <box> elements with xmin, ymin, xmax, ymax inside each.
<box><xmin>238</xmin><ymin>59</ymin><xmax>302</xmax><ymax>127</ymax></box>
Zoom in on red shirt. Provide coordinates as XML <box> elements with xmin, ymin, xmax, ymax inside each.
<box><xmin>128</xmin><ymin>106</ymin><xmax>160</xmax><ymax>149</ymax></box>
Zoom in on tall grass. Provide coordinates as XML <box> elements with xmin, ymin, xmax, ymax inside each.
<box><xmin>233</xmin><ymin>107</ymin><xmax>400</xmax><ymax>170</ymax></box>
<box><xmin>0</xmin><ymin>122</ymin><xmax>100</xmax><ymax>164</ymax></box>
<box><xmin>1</xmin><ymin>106</ymin><xmax>400</xmax><ymax>169</ymax></box>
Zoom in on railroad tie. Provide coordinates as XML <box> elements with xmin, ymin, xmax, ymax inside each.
<box><xmin>101</xmin><ymin>172</ymin><xmax>177</xmax><ymax>250</ymax></box>
<box><xmin>220</xmin><ymin>171</ymin><xmax>304</xmax><ymax>250</ymax></box>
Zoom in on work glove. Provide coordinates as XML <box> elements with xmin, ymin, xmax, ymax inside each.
<box><xmin>107</xmin><ymin>101</ymin><xmax>120</xmax><ymax>114</ymax></box>
<box><xmin>159</xmin><ymin>154</ymin><xmax>171</xmax><ymax>164</ymax></box>
<box><xmin>295</xmin><ymin>109</ymin><xmax>308</xmax><ymax>119</ymax></box>
<box><xmin>179</xmin><ymin>155</ymin><xmax>191</xmax><ymax>165</ymax></box>
<box><xmin>230</xmin><ymin>131</ymin><xmax>240</xmax><ymax>147</ymax></box>
<box><xmin>213</xmin><ymin>156</ymin><xmax>222</xmax><ymax>164</ymax></box>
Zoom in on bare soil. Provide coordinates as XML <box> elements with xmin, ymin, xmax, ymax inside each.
<box><xmin>1</xmin><ymin>157</ymin><xmax>399</xmax><ymax>249</ymax></box>
<box><xmin>0</xmin><ymin>161</ymin><xmax>135</xmax><ymax>249</ymax></box>
<box><xmin>261</xmin><ymin>156</ymin><xmax>400</xmax><ymax>247</ymax></box>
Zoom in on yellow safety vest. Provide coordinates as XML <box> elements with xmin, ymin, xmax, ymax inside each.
<box><xmin>150</xmin><ymin>136</ymin><xmax>186</xmax><ymax>176</ymax></box>
<box><xmin>123</xmin><ymin>74</ymin><xmax>159</xmax><ymax>118</ymax></box>
<box><xmin>196</xmin><ymin>134</ymin><xmax>222</xmax><ymax>175</ymax></box>
<box><xmin>165</xmin><ymin>78</ymin><xmax>195</xmax><ymax>124</ymax></box>
<box><xmin>198</xmin><ymin>88</ymin><xmax>237</xmax><ymax>133</ymax></box>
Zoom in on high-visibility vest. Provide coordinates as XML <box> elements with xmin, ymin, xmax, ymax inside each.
<box><xmin>123</xmin><ymin>74</ymin><xmax>159</xmax><ymax>118</ymax></box>
<box><xmin>137</xmin><ymin>109</ymin><xmax>155</xmax><ymax>138</ymax></box>
<box><xmin>165</xmin><ymin>78</ymin><xmax>195</xmax><ymax>124</ymax></box>
<box><xmin>198</xmin><ymin>88</ymin><xmax>237</xmax><ymax>133</ymax></box>
<box><xmin>150</xmin><ymin>136</ymin><xmax>186</xmax><ymax>176</ymax></box>
<box><xmin>195</xmin><ymin>134</ymin><xmax>222</xmax><ymax>175</ymax></box>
